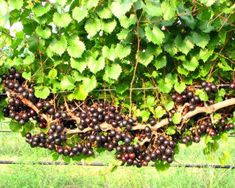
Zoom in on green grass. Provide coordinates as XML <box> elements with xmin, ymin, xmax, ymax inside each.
<box><xmin>0</xmin><ymin>124</ymin><xmax>235</xmax><ymax>188</ymax></box>
<box><xmin>1</xmin><ymin>162</ymin><xmax>235</xmax><ymax>188</ymax></box>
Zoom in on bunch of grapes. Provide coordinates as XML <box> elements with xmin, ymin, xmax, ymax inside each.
<box><xmin>1</xmin><ymin>68</ymin><xmax>235</xmax><ymax>167</ymax></box>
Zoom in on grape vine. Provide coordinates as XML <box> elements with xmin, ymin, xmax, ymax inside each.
<box><xmin>0</xmin><ymin>0</ymin><xmax>234</xmax><ymax>168</ymax></box>
<box><xmin>1</xmin><ymin>68</ymin><xmax>235</xmax><ymax>167</ymax></box>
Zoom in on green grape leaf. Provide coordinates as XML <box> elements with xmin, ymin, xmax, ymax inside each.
<box><xmin>32</xmin><ymin>3</ymin><xmax>51</xmax><ymax>17</ymax></box>
<box><xmin>8</xmin><ymin>0</ymin><xmax>23</xmax><ymax>10</ymax></box>
<box><xmin>87</xmin><ymin>56</ymin><xmax>105</xmax><ymax>74</ymax></box>
<box><xmin>215</xmin><ymin>88</ymin><xmax>226</xmax><ymax>102</ymax></box>
<box><xmin>53</xmin><ymin>12</ymin><xmax>72</xmax><ymax>28</ymax></box>
<box><xmin>52</xmin><ymin>152</ymin><xmax>60</xmax><ymax>161</ymax></box>
<box><xmin>86</xmin><ymin>0</ymin><xmax>99</xmax><ymax>9</ymax></box>
<box><xmin>48</xmin><ymin>69</ymin><xmax>57</xmax><ymax>79</ymax></box>
<box><xmin>115</xmin><ymin>44</ymin><xmax>131</xmax><ymax>59</ymax></box>
<box><xmin>62</xmin><ymin>156</ymin><xmax>71</xmax><ymax>163</ymax></box>
<box><xmin>219</xmin><ymin>151</ymin><xmax>231</xmax><ymax>166</ymax></box>
<box><xmin>97</xmin><ymin>7</ymin><xmax>112</xmax><ymax>19</ymax></box>
<box><xmin>191</xmin><ymin>32</ymin><xmax>210</xmax><ymax>49</ymax></box>
<box><xmin>22</xmin><ymin>72</ymin><xmax>31</xmax><ymax>81</ymax></box>
<box><xmin>146</xmin><ymin>95</ymin><xmax>156</xmax><ymax>108</ymax></box>
<box><xmin>174</xmin><ymin>82</ymin><xmax>186</xmax><ymax>93</ymax></box>
<box><xmin>74</xmin><ymin>85</ymin><xmax>88</xmax><ymax>100</ymax></box>
<box><xmin>158</xmin><ymin>79</ymin><xmax>172</xmax><ymax>93</ymax></box>
<box><xmin>9</xmin><ymin>121</ymin><xmax>22</xmax><ymax>132</ymax></box>
<box><xmin>138</xmin><ymin>110</ymin><xmax>150</xmax><ymax>122</ymax></box>
<box><xmin>154</xmin><ymin>106</ymin><xmax>166</xmax><ymax>119</ymax></box>
<box><xmin>82</xmin><ymin>76</ymin><xmax>97</xmax><ymax>93</ymax></box>
<box><xmin>70</xmin><ymin>58</ymin><xmax>87</xmax><ymax>73</ymax></box>
<box><xmin>103</xmin><ymin>64</ymin><xmax>122</xmax><ymax>81</ymax></box>
<box><xmin>198</xmin><ymin>49</ymin><xmax>213</xmax><ymax>62</ymax></box>
<box><xmin>154</xmin><ymin>56</ymin><xmax>167</xmax><ymax>70</ymax></box>
<box><xmin>34</xmin><ymin>86</ymin><xmax>50</xmax><ymax>99</ymax></box>
<box><xmin>36</xmin><ymin>26</ymin><xmax>51</xmax><ymax>39</ymax></box>
<box><xmin>102</xmin><ymin>19</ymin><xmax>117</xmax><ymax>34</ymax></box>
<box><xmin>67</xmin><ymin>36</ymin><xmax>86</xmax><ymax>58</ymax></box>
<box><xmin>139</xmin><ymin>49</ymin><xmax>154</xmax><ymax>67</ymax></box>
<box><xmin>120</xmin><ymin>14</ymin><xmax>136</xmax><ymax>29</ymax></box>
<box><xmin>144</xmin><ymin>1</ymin><xmax>162</xmax><ymax>17</ymax></box>
<box><xmin>195</xmin><ymin>89</ymin><xmax>209</xmax><ymax>101</ymax></box>
<box><xmin>199</xmin><ymin>0</ymin><xmax>216</xmax><ymax>7</ymax></box>
<box><xmin>85</xmin><ymin>18</ymin><xmax>101</xmax><ymax>37</ymax></box>
<box><xmin>54</xmin><ymin>0</ymin><xmax>67</xmax><ymax>6</ymax></box>
<box><xmin>117</xmin><ymin>29</ymin><xmax>129</xmax><ymax>40</ymax></box>
<box><xmin>166</xmin><ymin>126</ymin><xmax>176</xmax><ymax>135</ymax></box>
<box><xmin>102</xmin><ymin>46</ymin><xmax>116</xmax><ymax>61</ymax></box>
<box><xmin>177</xmin><ymin>66</ymin><xmax>189</xmax><ymax>76</ymax></box>
<box><xmin>23</xmin><ymin>55</ymin><xmax>35</xmax><ymax>65</ymax></box>
<box><xmin>60</xmin><ymin>76</ymin><xmax>75</xmax><ymax>91</ymax></box>
<box><xmin>165</xmin><ymin>100</ymin><xmax>174</xmax><ymax>111</ymax></box>
<box><xmin>0</xmin><ymin>0</ymin><xmax>9</xmax><ymax>27</ymax></box>
<box><xmin>48</xmin><ymin>36</ymin><xmax>67</xmax><ymax>56</ymax></box>
<box><xmin>172</xmin><ymin>112</ymin><xmax>182</xmax><ymax>124</ymax></box>
<box><xmin>183</xmin><ymin>57</ymin><xmax>199</xmax><ymax>71</ymax></box>
<box><xmin>145</xmin><ymin>26</ymin><xmax>165</xmax><ymax>45</ymax></box>
<box><xmin>161</xmin><ymin>0</ymin><xmax>176</xmax><ymax>20</ymax></box>
<box><xmin>157</xmin><ymin>74</ymin><xmax>176</xmax><ymax>94</ymax></box>
<box><xmin>218</xmin><ymin>59</ymin><xmax>232</xmax><ymax>71</ymax></box>
<box><xmin>72</xmin><ymin>6</ymin><xmax>88</xmax><ymax>23</ymax></box>
<box><xmin>175</xmin><ymin>35</ymin><xmax>194</xmax><ymax>55</ymax></box>
<box><xmin>155</xmin><ymin>160</ymin><xmax>170</xmax><ymax>171</ymax></box>
<box><xmin>111</xmin><ymin>0</ymin><xmax>134</xmax><ymax>18</ymax></box>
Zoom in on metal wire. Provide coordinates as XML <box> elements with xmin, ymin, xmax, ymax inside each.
<box><xmin>0</xmin><ymin>84</ymin><xmax>232</xmax><ymax>96</ymax></box>
<box><xmin>0</xmin><ymin>160</ymin><xmax>234</xmax><ymax>169</ymax></box>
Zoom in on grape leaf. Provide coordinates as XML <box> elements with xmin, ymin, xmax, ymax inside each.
<box><xmin>103</xmin><ymin>64</ymin><xmax>122</xmax><ymax>81</ymax></box>
<box><xmin>72</xmin><ymin>6</ymin><xmax>88</xmax><ymax>23</ymax></box>
<box><xmin>34</xmin><ymin>86</ymin><xmax>50</xmax><ymax>99</ymax></box>
<box><xmin>183</xmin><ymin>57</ymin><xmax>199</xmax><ymax>71</ymax></box>
<box><xmin>67</xmin><ymin>36</ymin><xmax>86</xmax><ymax>58</ymax></box>
<box><xmin>36</xmin><ymin>26</ymin><xmax>51</xmax><ymax>39</ymax></box>
<box><xmin>172</xmin><ymin>113</ymin><xmax>182</xmax><ymax>124</ymax></box>
<box><xmin>85</xmin><ymin>18</ymin><xmax>101</xmax><ymax>37</ymax></box>
<box><xmin>48</xmin><ymin>36</ymin><xmax>67</xmax><ymax>56</ymax></box>
<box><xmin>70</xmin><ymin>58</ymin><xmax>87</xmax><ymax>73</ymax></box>
<box><xmin>102</xmin><ymin>19</ymin><xmax>117</xmax><ymax>34</ymax></box>
<box><xmin>32</xmin><ymin>3</ymin><xmax>51</xmax><ymax>17</ymax></box>
<box><xmin>82</xmin><ymin>76</ymin><xmax>97</xmax><ymax>93</ymax></box>
<box><xmin>190</xmin><ymin>32</ymin><xmax>210</xmax><ymax>49</ymax></box>
<box><xmin>48</xmin><ymin>69</ymin><xmax>57</xmax><ymax>79</ymax></box>
<box><xmin>60</xmin><ymin>76</ymin><xmax>75</xmax><ymax>91</ymax></box>
<box><xmin>111</xmin><ymin>0</ymin><xmax>134</xmax><ymax>18</ymax></box>
<box><xmin>166</xmin><ymin>126</ymin><xmax>176</xmax><ymax>135</ymax></box>
<box><xmin>53</xmin><ymin>12</ymin><xmax>72</xmax><ymax>28</ymax></box>
<box><xmin>8</xmin><ymin>0</ymin><xmax>23</xmax><ymax>10</ymax></box>
<box><xmin>22</xmin><ymin>72</ymin><xmax>31</xmax><ymax>81</ymax></box>
<box><xmin>161</xmin><ymin>0</ymin><xmax>176</xmax><ymax>20</ymax></box>
<box><xmin>154</xmin><ymin>56</ymin><xmax>167</xmax><ymax>70</ymax></box>
<box><xmin>174</xmin><ymin>82</ymin><xmax>186</xmax><ymax>93</ymax></box>
<box><xmin>145</xmin><ymin>26</ymin><xmax>165</xmax><ymax>45</ymax></box>
<box><xmin>195</xmin><ymin>89</ymin><xmax>209</xmax><ymax>101</ymax></box>
<box><xmin>97</xmin><ymin>7</ymin><xmax>112</xmax><ymax>19</ymax></box>
<box><xmin>120</xmin><ymin>14</ymin><xmax>136</xmax><ymax>29</ymax></box>
<box><xmin>87</xmin><ymin>56</ymin><xmax>105</xmax><ymax>74</ymax></box>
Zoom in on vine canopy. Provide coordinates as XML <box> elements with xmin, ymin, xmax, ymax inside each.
<box><xmin>0</xmin><ymin>0</ymin><xmax>234</xmax><ymax>118</ymax></box>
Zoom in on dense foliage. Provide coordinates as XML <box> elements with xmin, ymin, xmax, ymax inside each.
<box><xmin>0</xmin><ymin>0</ymin><xmax>234</xmax><ymax>168</ymax></box>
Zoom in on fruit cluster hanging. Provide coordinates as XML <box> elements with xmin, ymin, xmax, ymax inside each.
<box><xmin>1</xmin><ymin>68</ymin><xmax>235</xmax><ymax>167</ymax></box>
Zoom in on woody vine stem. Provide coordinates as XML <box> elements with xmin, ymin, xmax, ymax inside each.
<box><xmin>8</xmin><ymin>91</ymin><xmax>235</xmax><ymax>135</ymax></box>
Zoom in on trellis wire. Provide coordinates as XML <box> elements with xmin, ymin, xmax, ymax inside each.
<box><xmin>0</xmin><ymin>160</ymin><xmax>234</xmax><ymax>169</ymax></box>
<box><xmin>0</xmin><ymin>83</ymin><xmax>231</xmax><ymax>96</ymax></box>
